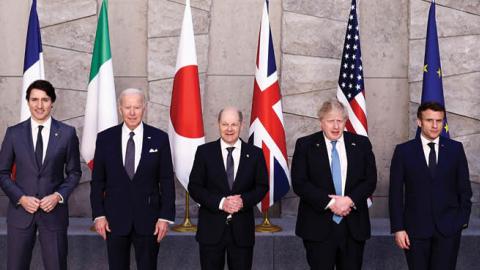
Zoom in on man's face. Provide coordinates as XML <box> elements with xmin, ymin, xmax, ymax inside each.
<box><xmin>28</xmin><ymin>89</ymin><xmax>53</xmax><ymax>123</ymax></box>
<box><xmin>417</xmin><ymin>109</ymin><xmax>444</xmax><ymax>140</ymax></box>
<box><xmin>218</xmin><ymin>109</ymin><xmax>242</xmax><ymax>145</ymax></box>
<box><xmin>320</xmin><ymin>109</ymin><xmax>346</xmax><ymax>141</ymax></box>
<box><xmin>119</xmin><ymin>94</ymin><xmax>145</xmax><ymax>130</ymax></box>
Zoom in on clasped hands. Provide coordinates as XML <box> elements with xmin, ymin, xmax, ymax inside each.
<box><xmin>222</xmin><ymin>194</ymin><xmax>243</xmax><ymax>214</ymax></box>
<box><xmin>328</xmin><ymin>195</ymin><xmax>354</xmax><ymax>217</ymax></box>
<box><xmin>19</xmin><ymin>193</ymin><xmax>61</xmax><ymax>214</ymax></box>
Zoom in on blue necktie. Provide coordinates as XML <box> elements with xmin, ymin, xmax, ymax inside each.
<box><xmin>331</xmin><ymin>141</ymin><xmax>342</xmax><ymax>224</ymax></box>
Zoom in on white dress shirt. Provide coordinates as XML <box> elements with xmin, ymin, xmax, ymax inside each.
<box><xmin>122</xmin><ymin>122</ymin><xmax>143</xmax><ymax>173</ymax></box>
<box><xmin>420</xmin><ymin>134</ymin><xmax>439</xmax><ymax>166</ymax></box>
<box><xmin>31</xmin><ymin>117</ymin><xmax>51</xmax><ymax>164</ymax></box>
<box><xmin>30</xmin><ymin>117</ymin><xmax>64</xmax><ymax>203</ymax></box>
<box><xmin>324</xmin><ymin>134</ymin><xmax>348</xmax><ymax>209</ymax></box>
<box><xmin>218</xmin><ymin>139</ymin><xmax>242</xmax><ymax>210</ymax></box>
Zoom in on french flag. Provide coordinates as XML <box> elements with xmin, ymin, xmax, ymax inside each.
<box><xmin>21</xmin><ymin>0</ymin><xmax>45</xmax><ymax>121</ymax></box>
<box><xmin>168</xmin><ymin>0</ymin><xmax>205</xmax><ymax>190</ymax></box>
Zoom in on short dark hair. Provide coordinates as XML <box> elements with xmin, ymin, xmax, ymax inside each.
<box><xmin>26</xmin><ymin>80</ymin><xmax>56</xmax><ymax>103</ymax></box>
<box><xmin>417</xmin><ymin>102</ymin><xmax>446</xmax><ymax>119</ymax></box>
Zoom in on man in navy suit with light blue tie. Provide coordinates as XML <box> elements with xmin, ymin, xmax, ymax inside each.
<box><xmin>389</xmin><ymin>102</ymin><xmax>472</xmax><ymax>270</ymax></box>
<box><xmin>90</xmin><ymin>88</ymin><xmax>175</xmax><ymax>270</ymax></box>
<box><xmin>0</xmin><ymin>80</ymin><xmax>81</xmax><ymax>270</ymax></box>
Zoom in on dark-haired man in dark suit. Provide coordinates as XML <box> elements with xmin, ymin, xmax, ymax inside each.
<box><xmin>292</xmin><ymin>99</ymin><xmax>377</xmax><ymax>270</ymax></box>
<box><xmin>188</xmin><ymin>107</ymin><xmax>268</xmax><ymax>270</ymax></box>
<box><xmin>389</xmin><ymin>102</ymin><xmax>472</xmax><ymax>270</ymax></box>
<box><xmin>0</xmin><ymin>80</ymin><xmax>81</xmax><ymax>270</ymax></box>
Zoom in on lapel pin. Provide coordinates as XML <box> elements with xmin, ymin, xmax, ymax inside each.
<box><xmin>246</xmin><ymin>154</ymin><xmax>250</xmax><ymax>158</ymax></box>
<box><xmin>147</xmin><ymin>136</ymin><xmax>151</xmax><ymax>140</ymax></box>
<box><xmin>316</xmin><ymin>143</ymin><xmax>320</xmax><ymax>147</ymax></box>
<box><xmin>55</xmin><ymin>133</ymin><xmax>58</xmax><ymax>137</ymax></box>
<box><xmin>351</xmin><ymin>142</ymin><xmax>356</xmax><ymax>146</ymax></box>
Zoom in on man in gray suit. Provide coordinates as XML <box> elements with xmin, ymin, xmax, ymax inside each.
<box><xmin>0</xmin><ymin>80</ymin><xmax>81</xmax><ymax>270</ymax></box>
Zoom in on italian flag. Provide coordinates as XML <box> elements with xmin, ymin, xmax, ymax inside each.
<box><xmin>81</xmin><ymin>0</ymin><xmax>118</xmax><ymax>169</ymax></box>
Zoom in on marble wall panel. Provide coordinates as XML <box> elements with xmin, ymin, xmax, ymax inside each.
<box><xmin>281</xmin><ymin>55</ymin><xmax>340</xmax><ymax>95</ymax></box>
<box><xmin>148</xmin><ymin>0</ymin><xmax>210</xmax><ymax>38</ymax></box>
<box><xmin>457</xmin><ymin>134</ymin><xmax>480</xmax><ymax>184</ymax></box>
<box><xmin>146</xmin><ymin>102</ymin><xmax>170</xmax><ymax>132</ymax></box>
<box><xmin>170</xmin><ymin>0</ymin><xmax>212</xmax><ymax>11</ymax></box>
<box><xmin>0</xmin><ymin>0</ymin><xmax>29</xmax><ymax>76</ymax></box>
<box><xmin>360</xmin><ymin>0</ymin><xmax>408</xmax><ymax>78</ymax></box>
<box><xmin>41</xmin><ymin>16</ymin><xmax>96</xmax><ymax>54</ymax></box>
<box><xmin>0</xmin><ymin>77</ymin><xmax>23</xmax><ymax>137</ymax></box>
<box><xmin>282</xmin><ymin>0</ymin><xmax>350</xmax><ymax>22</ymax></box>
<box><xmin>283</xmin><ymin>113</ymin><xmax>319</xmax><ymax>158</ymax></box>
<box><xmin>283</xmin><ymin>89</ymin><xmax>336</xmax><ymax>118</ymax></box>
<box><xmin>435</xmin><ymin>0</ymin><xmax>480</xmax><ymax>15</ymax></box>
<box><xmin>43</xmin><ymin>46</ymin><xmax>90</xmax><ymax>91</ymax></box>
<box><xmin>38</xmin><ymin>0</ymin><xmax>97</xmax><ymax>27</ymax></box>
<box><xmin>282</xmin><ymin>12</ymin><xmax>345</xmax><ymax>58</ymax></box>
<box><xmin>53</xmin><ymin>90</ymin><xmax>87</xmax><ymax>121</ymax></box>
<box><xmin>410</xmin><ymin>0</ymin><xmax>480</xmax><ymax>39</ymax></box>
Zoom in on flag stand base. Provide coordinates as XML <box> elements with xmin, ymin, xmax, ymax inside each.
<box><xmin>172</xmin><ymin>191</ymin><xmax>197</xmax><ymax>232</ymax></box>
<box><xmin>255</xmin><ymin>211</ymin><xmax>282</xmax><ymax>233</ymax></box>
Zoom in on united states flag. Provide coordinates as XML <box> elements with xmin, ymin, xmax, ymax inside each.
<box><xmin>337</xmin><ymin>0</ymin><xmax>368</xmax><ymax>136</ymax></box>
<box><xmin>249</xmin><ymin>0</ymin><xmax>290</xmax><ymax>213</ymax></box>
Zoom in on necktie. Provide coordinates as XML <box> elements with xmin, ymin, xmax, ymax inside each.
<box><xmin>331</xmin><ymin>141</ymin><xmax>342</xmax><ymax>224</ymax></box>
<box><xmin>428</xmin><ymin>142</ymin><xmax>436</xmax><ymax>177</ymax></box>
<box><xmin>35</xmin><ymin>125</ymin><xmax>44</xmax><ymax>168</ymax></box>
<box><xmin>125</xmin><ymin>132</ymin><xmax>135</xmax><ymax>180</ymax></box>
<box><xmin>226</xmin><ymin>147</ymin><xmax>235</xmax><ymax>189</ymax></box>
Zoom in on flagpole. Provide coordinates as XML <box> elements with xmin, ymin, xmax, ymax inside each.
<box><xmin>172</xmin><ymin>191</ymin><xmax>197</xmax><ymax>232</ymax></box>
<box><xmin>255</xmin><ymin>208</ymin><xmax>282</xmax><ymax>233</ymax></box>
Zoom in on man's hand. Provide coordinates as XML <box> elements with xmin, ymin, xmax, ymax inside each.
<box><xmin>94</xmin><ymin>217</ymin><xmax>111</xmax><ymax>240</ymax></box>
<box><xmin>328</xmin><ymin>195</ymin><xmax>354</xmax><ymax>216</ymax></box>
<box><xmin>394</xmin><ymin>230</ymin><xmax>410</xmax><ymax>250</ymax></box>
<box><xmin>19</xmin><ymin>196</ymin><xmax>40</xmax><ymax>214</ymax></box>
<box><xmin>39</xmin><ymin>193</ymin><xmax>61</xmax><ymax>213</ymax></box>
<box><xmin>223</xmin><ymin>195</ymin><xmax>243</xmax><ymax>214</ymax></box>
<box><xmin>154</xmin><ymin>220</ymin><xmax>169</xmax><ymax>243</ymax></box>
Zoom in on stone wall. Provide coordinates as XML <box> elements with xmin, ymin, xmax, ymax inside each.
<box><xmin>0</xmin><ymin>0</ymin><xmax>477</xmax><ymax>219</ymax></box>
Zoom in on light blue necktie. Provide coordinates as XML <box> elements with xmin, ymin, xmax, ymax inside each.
<box><xmin>331</xmin><ymin>141</ymin><xmax>342</xmax><ymax>224</ymax></box>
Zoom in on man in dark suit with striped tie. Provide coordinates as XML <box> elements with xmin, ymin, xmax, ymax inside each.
<box><xmin>90</xmin><ymin>88</ymin><xmax>175</xmax><ymax>270</ymax></box>
<box><xmin>389</xmin><ymin>102</ymin><xmax>472</xmax><ymax>270</ymax></box>
<box><xmin>0</xmin><ymin>80</ymin><xmax>81</xmax><ymax>270</ymax></box>
<box><xmin>292</xmin><ymin>100</ymin><xmax>377</xmax><ymax>270</ymax></box>
<box><xmin>188</xmin><ymin>107</ymin><xmax>268</xmax><ymax>270</ymax></box>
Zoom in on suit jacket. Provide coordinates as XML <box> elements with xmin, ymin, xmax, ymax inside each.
<box><xmin>90</xmin><ymin>123</ymin><xmax>175</xmax><ymax>236</ymax></box>
<box><xmin>0</xmin><ymin>118</ymin><xmax>81</xmax><ymax>230</ymax></box>
<box><xmin>389</xmin><ymin>136</ymin><xmax>472</xmax><ymax>238</ymax></box>
<box><xmin>291</xmin><ymin>131</ymin><xmax>377</xmax><ymax>242</ymax></box>
<box><xmin>188</xmin><ymin>139</ymin><xmax>268</xmax><ymax>247</ymax></box>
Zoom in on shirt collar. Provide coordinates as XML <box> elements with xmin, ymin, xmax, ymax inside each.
<box><xmin>122</xmin><ymin>122</ymin><xmax>144</xmax><ymax>136</ymax></box>
<box><xmin>220</xmin><ymin>138</ymin><xmax>242</xmax><ymax>150</ymax></box>
<box><xmin>31</xmin><ymin>116</ymin><xmax>52</xmax><ymax>131</ymax></box>
<box><xmin>323</xmin><ymin>133</ymin><xmax>344</xmax><ymax>146</ymax></box>
<box><xmin>420</xmin><ymin>134</ymin><xmax>439</xmax><ymax>147</ymax></box>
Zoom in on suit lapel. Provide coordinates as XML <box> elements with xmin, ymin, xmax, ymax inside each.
<box><xmin>436</xmin><ymin>137</ymin><xmax>447</xmax><ymax>179</ymax></box>
<box><xmin>41</xmin><ymin>119</ymin><xmax>59</xmax><ymax>172</ymax></box>
<box><xmin>214</xmin><ymin>140</ymin><xmax>231</xmax><ymax>191</ymax></box>
<box><xmin>413</xmin><ymin>137</ymin><xmax>430</xmax><ymax>177</ymax></box>
<box><xmin>315</xmin><ymin>132</ymin><xmax>336</xmax><ymax>193</ymax></box>
<box><xmin>344</xmin><ymin>133</ymin><xmax>354</xmax><ymax>192</ymax></box>
<box><xmin>135</xmin><ymin>124</ymin><xmax>152</xmax><ymax>177</ymax></box>
<box><xmin>22</xmin><ymin>119</ymin><xmax>39</xmax><ymax>170</ymax></box>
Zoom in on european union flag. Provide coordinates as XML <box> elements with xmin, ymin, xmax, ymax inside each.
<box><xmin>420</xmin><ymin>0</ymin><xmax>449</xmax><ymax>138</ymax></box>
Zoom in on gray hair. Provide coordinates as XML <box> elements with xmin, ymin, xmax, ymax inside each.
<box><xmin>118</xmin><ymin>88</ymin><xmax>146</xmax><ymax>106</ymax></box>
<box><xmin>317</xmin><ymin>99</ymin><xmax>348</xmax><ymax>121</ymax></box>
<box><xmin>217</xmin><ymin>107</ymin><xmax>243</xmax><ymax>123</ymax></box>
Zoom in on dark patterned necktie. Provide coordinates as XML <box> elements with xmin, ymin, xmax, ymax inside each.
<box><xmin>125</xmin><ymin>132</ymin><xmax>135</xmax><ymax>180</ymax></box>
<box><xmin>428</xmin><ymin>142</ymin><xmax>436</xmax><ymax>176</ymax></box>
<box><xmin>226</xmin><ymin>147</ymin><xmax>235</xmax><ymax>189</ymax></box>
<box><xmin>35</xmin><ymin>125</ymin><xmax>44</xmax><ymax>168</ymax></box>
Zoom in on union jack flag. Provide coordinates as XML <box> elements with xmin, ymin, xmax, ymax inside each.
<box><xmin>249</xmin><ymin>0</ymin><xmax>290</xmax><ymax>213</ymax></box>
<box><xmin>337</xmin><ymin>0</ymin><xmax>368</xmax><ymax>136</ymax></box>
